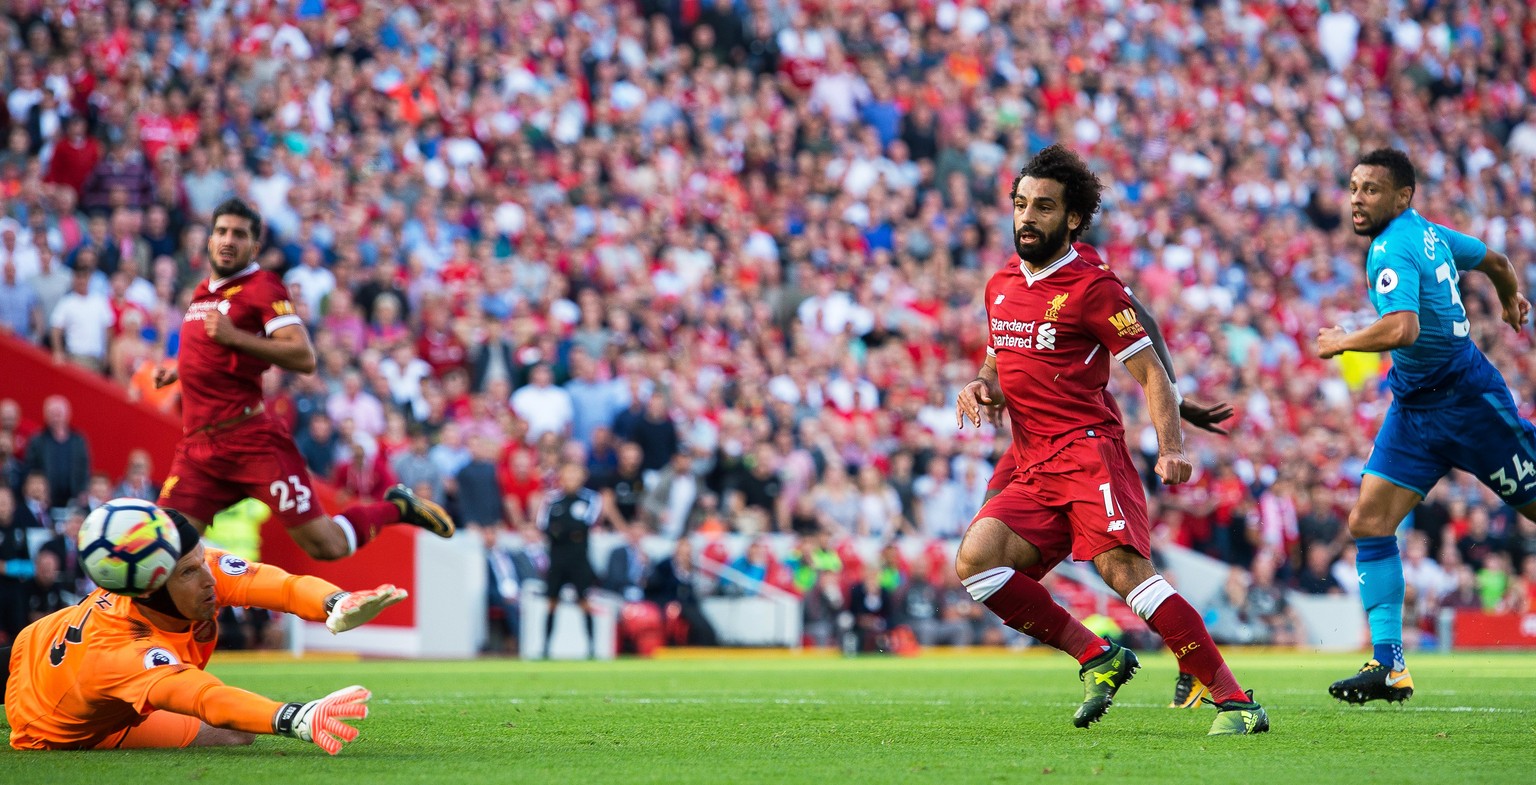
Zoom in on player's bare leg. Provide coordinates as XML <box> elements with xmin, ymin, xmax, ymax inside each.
<box><xmin>1093</xmin><ymin>546</ymin><xmax>1268</xmax><ymax>734</ymax></box>
<box><xmin>192</xmin><ymin>723</ymin><xmax>256</xmax><ymax>747</ymax></box>
<box><xmin>288</xmin><ymin>486</ymin><xmax>457</xmax><ymax>562</ymax></box>
<box><xmin>956</xmin><ymin>518</ymin><xmax>1131</xmax><ymax>728</ymax></box>
<box><xmin>1332</xmin><ymin>475</ymin><xmax>1422</xmax><ymax>704</ymax></box>
<box><xmin>290</xmin><ymin>516</ymin><xmax>356</xmax><ymax>561</ymax></box>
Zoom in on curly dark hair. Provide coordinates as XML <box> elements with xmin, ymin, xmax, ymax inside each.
<box><xmin>210</xmin><ymin>197</ymin><xmax>264</xmax><ymax>241</ymax></box>
<box><xmin>1009</xmin><ymin>144</ymin><xmax>1103</xmax><ymax>242</ymax></box>
<box><xmin>1356</xmin><ymin>148</ymin><xmax>1416</xmax><ymax>200</ymax></box>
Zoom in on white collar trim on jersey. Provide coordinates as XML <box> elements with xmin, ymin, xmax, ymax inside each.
<box><xmin>1020</xmin><ymin>246</ymin><xmax>1079</xmax><ymax>286</ymax></box>
<box><xmin>208</xmin><ymin>262</ymin><xmax>260</xmax><ymax>292</ymax></box>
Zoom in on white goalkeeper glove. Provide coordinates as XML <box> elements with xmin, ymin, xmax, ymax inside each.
<box><xmin>273</xmin><ymin>685</ymin><xmax>371</xmax><ymax>755</ymax></box>
<box><xmin>325</xmin><ymin>584</ymin><xmax>409</xmax><ymax>634</ymax></box>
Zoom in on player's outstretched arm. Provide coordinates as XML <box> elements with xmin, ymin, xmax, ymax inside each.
<box><xmin>204</xmin><ymin>317</ymin><xmax>318</xmax><ymax>373</ymax></box>
<box><xmin>1472</xmin><ymin>249</ymin><xmax>1531</xmax><ymax>333</ymax></box>
<box><xmin>211</xmin><ymin>551</ymin><xmax>407</xmax><ymax>632</ymax></box>
<box><xmin>956</xmin><ymin>354</ymin><xmax>1005</xmax><ymax>429</ymax></box>
<box><xmin>1315</xmin><ymin>311</ymin><xmax>1419</xmax><ymax>358</ymax></box>
<box><xmin>1121</xmin><ymin>348</ymin><xmax>1191</xmax><ymax>485</ymax></box>
<box><xmin>1127</xmin><ymin>290</ymin><xmax>1234</xmax><ymax>435</ymax></box>
<box><xmin>145</xmin><ymin>669</ymin><xmax>371</xmax><ymax>755</ymax></box>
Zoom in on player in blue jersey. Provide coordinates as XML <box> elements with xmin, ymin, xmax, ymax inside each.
<box><xmin>1316</xmin><ymin>148</ymin><xmax>1533</xmax><ymax>704</ymax></box>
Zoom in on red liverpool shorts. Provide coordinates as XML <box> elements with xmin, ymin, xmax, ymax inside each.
<box><xmin>159</xmin><ymin>414</ymin><xmax>320</xmax><ymax>529</ymax></box>
<box><xmin>987</xmin><ymin>447</ymin><xmax>1018</xmax><ymax>493</ymax></box>
<box><xmin>972</xmin><ymin>432</ymin><xmax>1151</xmax><ymax>579</ymax></box>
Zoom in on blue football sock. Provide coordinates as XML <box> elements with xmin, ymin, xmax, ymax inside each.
<box><xmin>1356</xmin><ymin>535</ymin><xmax>1406</xmax><ymax>671</ymax></box>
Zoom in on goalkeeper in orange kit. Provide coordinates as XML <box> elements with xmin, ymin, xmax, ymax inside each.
<box><xmin>3</xmin><ymin>510</ymin><xmax>406</xmax><ymax>754</ymax></box>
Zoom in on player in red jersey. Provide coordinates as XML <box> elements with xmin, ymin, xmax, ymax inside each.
<box><xmin>152</xmin><ymin>198</ymin><xmax>454</xmax><ymax>560</ymax></box>
<box><xmin>983</xmin><ymin>240</ymin><xmax>1233</xmax><ymax>497</ymax></box>
<box><xmin>981</xmin><ymin>239</ymin><xmax>1233</xmax><ymax>710</ymax></box>
<box><xmin>954</xmin><ymin>146</ymin><xmax>1268</xmax><ymax>735</ymax></box>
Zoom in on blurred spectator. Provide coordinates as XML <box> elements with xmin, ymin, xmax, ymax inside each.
<box><xmin>0</xmin><ymin>260</ymin><xmax>38</xmax><ymax>340</ymax></box>
<box><xmin>847</xmin><ymin>569</ymin><xmax>895</xmax><ymax>653</ymax></box>
<box><xmin>511</xmin><ymin>364</ymin><xmax>574</xmax><ymax>443</ymax></box>
<box><xmin>391</xmin><ymin>429</ymin><xmax>444</xmax><ymax>504</ymax></box>
<box><xmin>1246</xmin><ymin>552</ymin><xmax>1302</xmax><ymax>646</ymax></box>
<box><xmin>855</xmin><ymin>465</ymin><xmax>904</xmax><ymax>539</ymax></box>
<box><xmin>1207</xmin><ymin>569</ymin><xmax>1270</xmax><ymax>646</ymax></box>
<box><xmin>595</xmin><ymin>442</ymin><xmax>647</xmax><ymax>532</ymax></box>
<box><xmin>83</xmin><ymin>473</ymin><xmax>113</xmax><ymax>512</ymax></box>
<box><xmin>37</xmin><ymin>507</ymin><xmax>88</xmax><ymax>610</ymax></box>
<box><xmin>720</xmin><ymin>538</ymin><xmax>773</xmax><ymax>598</ymax></box>
<box><xmin>644</xmin><ymin>450</ymin><xmax>701</xmax><ymax>539</ymax></box>
<box><xmin>0</xmin><ymin>433</ymin><xmax>22</xmax><ymax>492</ymax></box>
<box><xmin>295</xmin><ymin>413</ymin><xmax>339</xmax><ymax>481</ymax></box>
<box><xmin>48</xmin><ymin>266</ymin><xmax>113</xmax><ymax>371</ymax></box>
<box><xmin>112</xmin><ymin>451</ymin><xmax>156</xmax><ymax>500</ymax></box>
<box><xmin>24</xmin><ymin>396</ymin><xmax>89</xmax><ymax>511</ymax></box>
<box><xmin>1478</xmin><ymin>552</ymin><xmax>1513</xmax><ymax>612</ymax></box>
<box><xmin>0</xmin><ymin>486</ymin><xmax>35</xmax><ymax>640</ymax></box>
<box><xmin>912</xmin><ymin>458</ymin><xmax>970</xmax><ymax>540</ymax></box>
<box><xmin>603</xmin><ymin>524</ymin><xmax>652</xmax><ymax>602</ymax></box>
<box><xmin>802</xmin><ymin>570</ymin><xmax>845</xmax><ymax>649</ymax></box>
<box><xmin>1458</xmin><ymin>508</ymin><xmax>1505</xmax><ymax>570</ymax></box>
<box><xmin>334</xmin><ymin>440</ymin><xmax>396</xmax><ymax>505</ymax></box>
<box><xmin>14</xmin><ymin>473</ymin><xmax>51</xmax><ymax>532</ymax></box>
<box><xmin>327</xmin><ymin>370</ymin><xmax>386</xmax><ymax>440</ymax></box>
<box><xmin>481</xmin><ymin>524</ymin><xmax>538</xmax><ymax>655</ymax></box>
<box><xmin>455</xmin><ymin>436</ymin><xmax>505</xmax><ymax>530</ymax></box>
<box><xmin>1293</xmin><ymin>542</ymin><xmax>1344</xmax><ymax>595</ymax></box>
<box><xmin>645</xmin><ymin>538</ymin><xmax>718</xmax><ymax>647</ymax></box>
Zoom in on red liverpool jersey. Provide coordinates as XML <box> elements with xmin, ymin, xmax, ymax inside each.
<box><xmin>176</xmin><ymin>264</ymin><xmax>302</xmax><ymax>433</ymax></box>
<box><xmin>985</xmin><ymin>246</ymin><xmax>1151</xmax><ymax>472</ymax></box>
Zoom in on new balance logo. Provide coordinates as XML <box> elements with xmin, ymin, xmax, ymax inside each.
<box><xmin>995</xmin><ymin>294</ymin><xmax>1005</xmax><ymax>305</ymax></box>
<box><xmin>1107</xmin><ymin>519</ymin><xmax>1126</xmax><ymax>532</ymax></box>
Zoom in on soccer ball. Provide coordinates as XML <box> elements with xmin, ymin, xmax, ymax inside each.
<box><xmin>78</xmin><ymin>500</ymin><xmax>182</xmax><ymax>596</ymax></box>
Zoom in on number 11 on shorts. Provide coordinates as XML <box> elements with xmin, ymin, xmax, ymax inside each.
<box><xmin>1099</xmin><ymin>482</ymin><xmax>1128</xmax><ymax>532</ymax></box>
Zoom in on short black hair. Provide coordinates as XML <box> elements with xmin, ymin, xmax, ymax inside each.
<box><xmin>1010</xmin><ymin>144</ymin><xmax>1103</xmax><ymax>241</ymax></box>
<box><xmin>210</xmin><ymin>197</ymin><xmax>264</xmax><ymax>241</ymax></box>
<box><xmin>1356</xmin><ymin>148</ymin><xmax>1416</xmax><ymax>197</ymax></box>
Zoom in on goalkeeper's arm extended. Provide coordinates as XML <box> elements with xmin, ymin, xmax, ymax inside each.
<box><xmin>214</xmin><ymin>552</ymin><xmax>408</xmax><ymax>634</ymax></box>
<box><xmin>145</xmin><ymin>670</ymin><xmax>371</xmax><ymax>755</ymax></box>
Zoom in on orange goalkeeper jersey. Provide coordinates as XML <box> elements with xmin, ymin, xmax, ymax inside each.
<box><xmin>6</xmin><ymin>548</ymin><xmax>338</xmax><ymax>750</ymax></box>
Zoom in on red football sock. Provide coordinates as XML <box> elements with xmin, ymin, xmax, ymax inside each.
<box><xmin>1147</xmin><ymin>595</ymin><xmax>1246</xmax><ymax>702</ymax></box>
<box><xmin>337</xmin><ymin>501</ymin><xmax>403</xmax><ymax>550</ymax></box>
<box><xmin>980</xmin><ymin>571</ymin><xmax>1108</xmax><ymax>664</ymax></box>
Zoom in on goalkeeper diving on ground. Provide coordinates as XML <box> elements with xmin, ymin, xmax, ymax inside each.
<box><xmin>3</xmin><ymin>509</ymin><xmax>404</xmax><ymax>753</ymax></box>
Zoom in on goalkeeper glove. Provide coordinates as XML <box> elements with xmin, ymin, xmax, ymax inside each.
<box><xmin>325</xmin><ymin>584</ymin><xmax>409</xmax><ymax>634</ymax></box>
<box><xmin>273</xmin><ymin>685</ymin><xmax>371</xmax><ymax>755</ymax></box>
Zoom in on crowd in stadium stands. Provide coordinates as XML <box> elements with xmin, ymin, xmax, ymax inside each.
<box><xmin>5</xmin><ymin>0</ymin><xmax>1536</xmax><ymax>653</ymax></box>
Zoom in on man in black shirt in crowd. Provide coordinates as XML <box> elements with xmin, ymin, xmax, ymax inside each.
<box><xmin>539</xmin><ymin>462</ymin><xmax>604</xmax><ymax>659</ymax></box>
<box><xmin>595</xmin><ymin>442</ymin><xmax>647</xmax><ymax>531</ymax></box>
<box><xmin>23</xmin><ymin>396</ymin><xmax>90</xmax><ymax>510</ymax></box>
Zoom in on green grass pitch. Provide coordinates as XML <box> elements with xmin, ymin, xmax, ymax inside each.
<box><xmin>4</xmin><ymin>650</ymin><xmax>1533</xmax><ymax>784</ymax></box>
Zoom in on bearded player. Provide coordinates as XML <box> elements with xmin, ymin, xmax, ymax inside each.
<box><xmin>5</xmin><ymin>510</ymin><xmax>402</xmax><ymax>752</ymax></box>
<box><xmin>955</xmin><ymin>145</ymin><xmax>1269</xmax><ymax>735</ymax></box>
<box><xmin>152</xmin><ymin>198</ymin><xmax>453</xmax><ymax>559</ymax></box>
<box><xmin>979</xmin><ymin>239</ymin><xmax>1234</xmax><ymax>710</ymax></box>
